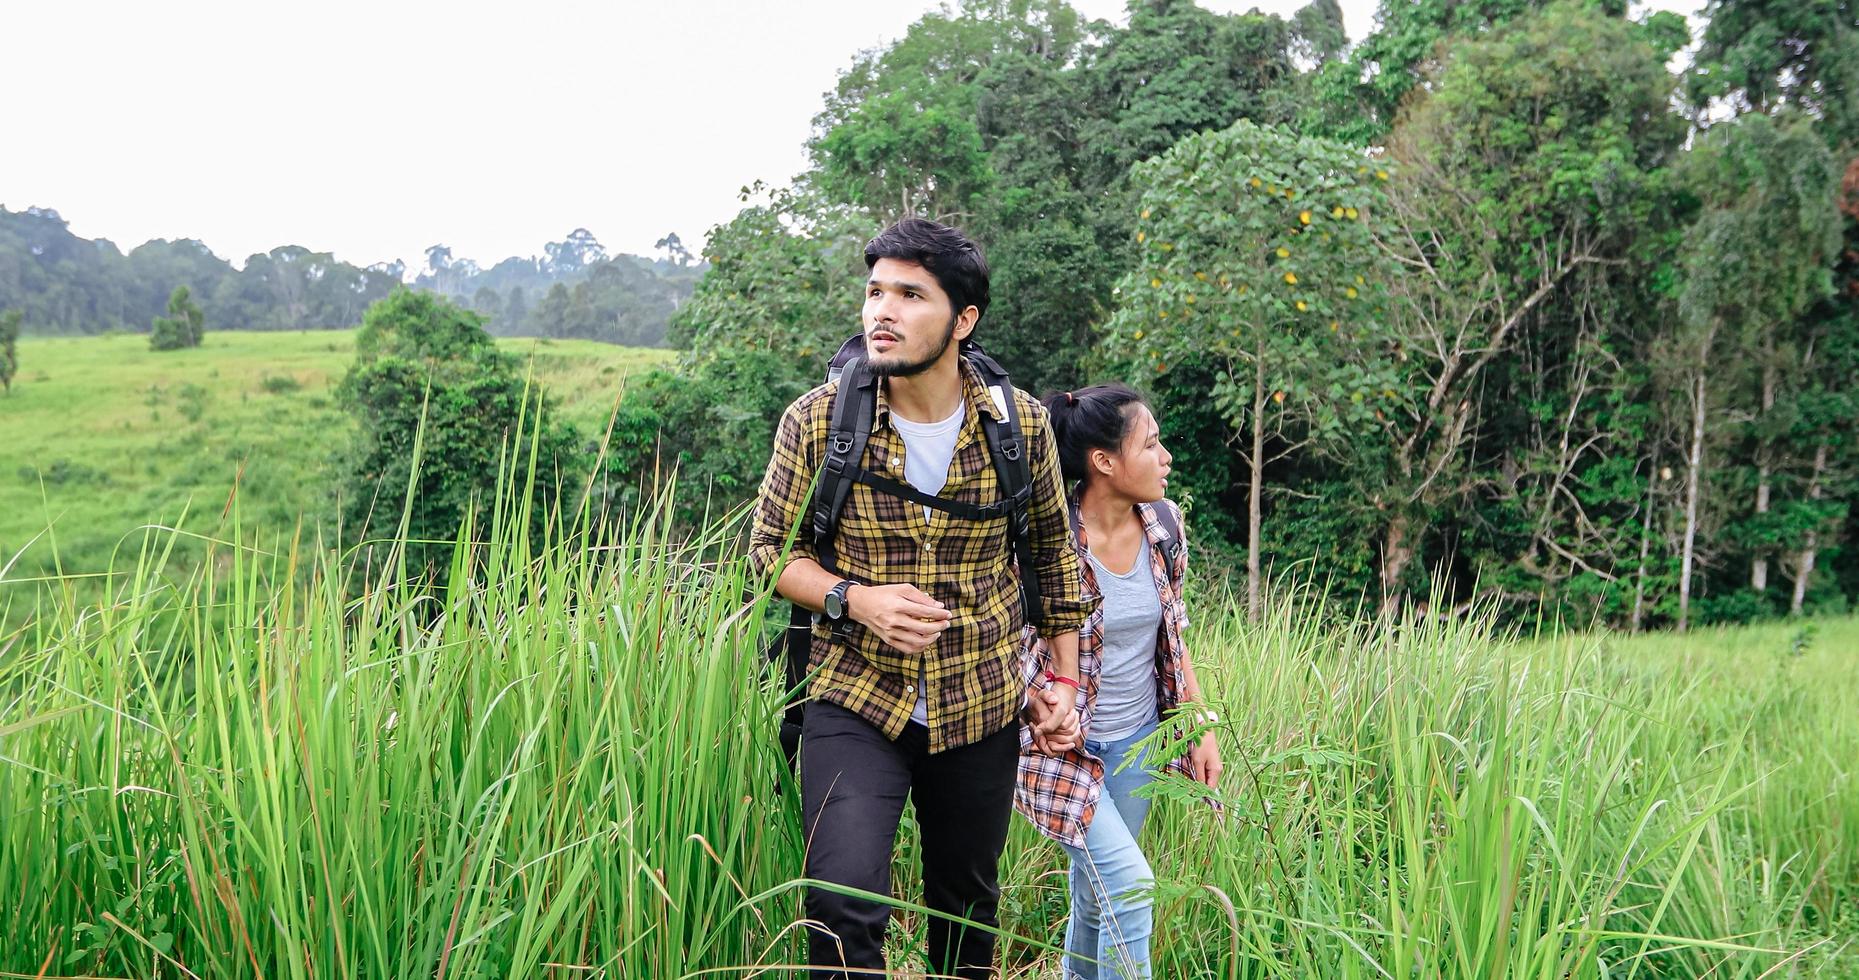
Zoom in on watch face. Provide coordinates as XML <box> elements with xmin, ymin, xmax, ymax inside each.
<box><xmin>824</xmin><ymin>588</ymin><xmax>845</xmax><ymax>620</ymax></box>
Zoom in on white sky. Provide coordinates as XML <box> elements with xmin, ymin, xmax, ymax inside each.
<box><xmin>2</xmin><ymin>0</ymin><xmax>1702</xmax><ymax>272</ymax></box>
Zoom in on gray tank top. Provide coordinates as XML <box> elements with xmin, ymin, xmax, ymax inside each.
<box><xmin>1086</xmin><ymin>549</ymin><xmax>1161</xmax><ymax>742</ymax></box>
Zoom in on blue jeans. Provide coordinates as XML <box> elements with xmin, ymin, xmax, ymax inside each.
<box><xmin>1061</xmin><ymin>717</ymin><xmax>1159</xmax><ymax>979</ymax></box>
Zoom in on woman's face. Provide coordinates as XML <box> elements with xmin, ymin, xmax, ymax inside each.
<box><xmin>1097</xmin><ymin>403</ymin><xmax>1172</xmax><ymax>503</ymax></box>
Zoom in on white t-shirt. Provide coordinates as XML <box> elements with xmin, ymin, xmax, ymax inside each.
<box><xmin>891</xmin><ymin>401</ymin><xmax>965</xmax><ymax>726</ymax></box>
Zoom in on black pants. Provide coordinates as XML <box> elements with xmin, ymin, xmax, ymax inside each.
<box><xmin>800</xmin><ymin>700</ymin><xmax>1019</xmax><ymax>979</ymax></box>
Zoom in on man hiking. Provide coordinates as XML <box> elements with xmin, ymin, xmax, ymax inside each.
<box><xmin>747</xmin><ymin>218</ymin><xmax>1092</xmax><ymax>978</ymax></box>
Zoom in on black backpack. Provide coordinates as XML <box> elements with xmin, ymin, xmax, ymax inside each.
<box><xmin>772</xmin><ymin>335</ymin><xmax>1045</xmax><ymax>764</ymax></box>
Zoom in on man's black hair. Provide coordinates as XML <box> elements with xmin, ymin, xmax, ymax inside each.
<box><xmin>864</xmin><ymin>218</ymin><xmax>991</xmax><ymax>324</ymax></box>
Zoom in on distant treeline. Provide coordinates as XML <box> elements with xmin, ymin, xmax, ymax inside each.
<box><xmin>0</xmin><ymin>206</ymin><xmax>702</xmax><ymax>346</ymax></box>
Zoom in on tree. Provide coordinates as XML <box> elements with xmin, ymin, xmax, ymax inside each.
<box><xmin>1672</xmin><ymin>112</ymin><xmax>1840</xmax><ymax>628</ymax></box>
<box><xmin>471</xmin><ymin>285</ymin><xmax>504</xmax><ymax>327</ymax></box>
<box><xmin>1102</xmin><ymin>119</ymin><xmax>1392</xmax><ymax>620</ymax></box>
<box><xmin>655</xmin><ymin>232</ymin><xmax>693</xmax><ymax>267</ymax></box>
<box><xmin>149</xmin><ymin>285</ymin><xmax>205</xmax><ymax>350</ymax></box>
<box><xmin>0</xmin><ymin>309</ymin><xmax>20</xmax><ymax>394</ymax></box>
<box><xmin>337</xmin><ymin>289</ymin><xmax>582</xmax><ymax>576</ymax></box>
<box><xmin>1690</xmin><ymin>0</ymin><xmax>1859</xmax><ymax>142</ymax></box>
<box><xmin>1366</xmin><ymin>1</ymin><xmax>1685</xmax><ymax>613</ymax></box>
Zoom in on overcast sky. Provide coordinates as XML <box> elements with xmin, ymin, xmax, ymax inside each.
<box><xmin>3</xmin><ymin>0</ymin><xmax>1701</xmax><ymax>272</ymax></box>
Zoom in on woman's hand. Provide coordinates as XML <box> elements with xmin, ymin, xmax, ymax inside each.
<box><xmin>1189</xmin><ymin>731</ymin><xmax>1222</xmax><ymax>789</ymax></box>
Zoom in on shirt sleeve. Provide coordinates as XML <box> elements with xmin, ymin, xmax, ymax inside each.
<box><xmin>1024</xmin><ymin>399</ymin><xmax>1094</xmax><ymax>636</ymax></box>
<box><xmin>747</xmin><ymin>397</ymin><xmax>820</xmax><ymax>585</ymax></box>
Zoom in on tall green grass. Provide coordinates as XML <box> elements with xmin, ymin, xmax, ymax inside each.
<box><xmin>3</xmin><ymin>479</ymin><xmax>1855</xmax><ymax>976</ymax></box>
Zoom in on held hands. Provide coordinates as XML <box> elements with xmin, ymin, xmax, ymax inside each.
<box><xmin>845</xmin><ymin>583</ymin><xmax>951</xmax><ymax>655</ymax></box>
<box><xmin>1023</xmin><ymin>681</ymin><xmax>1081</xmax><ymax>755</ymax></box>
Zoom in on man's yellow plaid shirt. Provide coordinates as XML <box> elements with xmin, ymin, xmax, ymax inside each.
<box><xmin>747</xmin><ymin>359</ymin><xmax>1093</xmax><ymax>753</ymax></box>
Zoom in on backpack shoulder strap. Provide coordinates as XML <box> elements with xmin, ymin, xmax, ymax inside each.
<box><xmin>810</xmin><ymin>357</ymin><xmax>877</xmax><ymax>577</ymax></box>
<box><xmin>1149</xmin><ymin>501</ymin><xmax>1186</xmax><ymax>593</ymax></box>
<box><xmin>965</xmin><ymin>347</ymin><xmax>1045</xmax><ymax>629</ymax></box>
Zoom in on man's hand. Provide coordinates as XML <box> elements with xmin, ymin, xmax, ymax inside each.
<box><xmin>1024</xmin><ymin>683</ymin><xmax>1081</xmax><ymax>755</ymax></box>
<box><xmin>846</xmin><ymin>583</ymin><xmax>951</xmax><ymax>655</ymax></box>
<box><xmin>1189</xmin><ymin>731</ymin><xmax>1222</xmax><ymax>789</ymax></box>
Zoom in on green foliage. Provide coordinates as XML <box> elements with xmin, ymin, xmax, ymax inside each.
<box><xmin>1691</xmin><ymin>0</ymin><xmax>1859</xmax><ymax>141</ymax></box>
<box><xmin>0</xmin><ymin>308</ymin><xmax>19</xmax><ymax>393</ymax></box>
<box><xmin>1104</xmin><ymin>120</ymin><xmax>1391</xmax><ymax>441</ymax></box>
<box><xmin>148</xmin><ymin>285</ymin><xmax>205</xmax><ymax>351</ymax></box>
<box><xmin>337</xmin><ymin>290</ymin><xmax>583</xmax><ymax>576</ymax></box>
<box><xmin>1677</xmin><ymin>113</ymin><xmax>1839</xmax><ymax>338</ymax></box>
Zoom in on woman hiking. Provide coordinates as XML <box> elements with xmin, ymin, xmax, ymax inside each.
<box><xmin>1016</xmin><ymin>383</ymin><xmax>1223</xmax><ymax>980</ymax></box>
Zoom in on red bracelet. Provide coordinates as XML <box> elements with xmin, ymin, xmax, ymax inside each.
<box><xmin>1043</xmin><ymin>670</ymin><xmax>1080</xmax><ymax>690</ymax></box>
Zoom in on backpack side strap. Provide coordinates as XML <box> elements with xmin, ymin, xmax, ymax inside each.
<box><xmin>968</xmin><ymin>348</ymin><xmax>1046</xmax><ymax>630</ymax></box>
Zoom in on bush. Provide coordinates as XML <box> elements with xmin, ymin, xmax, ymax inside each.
<box><xmin>337</xmin><ymin>289</ymin><xmax>585</xmax><ymax>577</ymax></box>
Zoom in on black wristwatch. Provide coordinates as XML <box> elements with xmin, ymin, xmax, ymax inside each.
<box><xmin>823</xmin><ymin>579</ymin><xmax>857</xmax><ymax>622</ymax></box>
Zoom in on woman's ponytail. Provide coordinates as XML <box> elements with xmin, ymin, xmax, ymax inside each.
<box><xmin>1041</xmin><ymin>383</ymin><xmax>1146</xmax><ymax>487</ymax></box>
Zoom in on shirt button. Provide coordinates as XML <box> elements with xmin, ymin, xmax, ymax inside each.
<box><xmin>905</xmin><ymin>685</ymin><xmax>916</xmax><ymax>695</ymax></box>
<box><xmin>890</xmin><ymin>456</ymin><xmax>902</xmax><ymax>468</ymax></box>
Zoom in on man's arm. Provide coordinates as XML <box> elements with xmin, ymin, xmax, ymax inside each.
<box><xmin>1021</xmin><ymin>397</ymin><xmax>1092</xmax><ymax>747</ymax></box>
<box><xmin>1023</xmin><ymin>399</ymin><xmax>1094</xmax><ymax>636</ymax></box>
<box><xmin>776</xmin><ymin>557</ymin><xmax>951</xmax><ymax>654</ymax></box>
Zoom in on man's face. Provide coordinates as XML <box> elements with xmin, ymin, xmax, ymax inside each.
<box><xmin>862</xmin><ymin>258</ymin><xmax>973</xmax><ymax>378</ymax></box>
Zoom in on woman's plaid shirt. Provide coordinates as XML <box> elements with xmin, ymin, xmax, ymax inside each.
<box><xmin>747</xmin><ymin>360</ymin><xmax>1093</xmax><ymax>754</ymax></box>
<box><xmin>1015</xmin><ymin>499</ymin><xmax>1195</xmax><ymax>849</ymax></box>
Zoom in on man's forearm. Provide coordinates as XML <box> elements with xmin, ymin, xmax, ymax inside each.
<box><xmin>777</xmin><ymin>556</ymin><xmax>848</xmax><ymax>614</ymax></box>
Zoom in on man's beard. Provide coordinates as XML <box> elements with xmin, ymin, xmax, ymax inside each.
<box><xmin>868</xmin><ymin>315</ymin><xmax>958</xmax><ymax>379</ymax></box>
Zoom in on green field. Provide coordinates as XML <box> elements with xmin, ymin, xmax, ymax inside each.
<box><xmin>1</xmin><ymin>330</ymin><xmax>668</xmax><ymax>620</ymax></box>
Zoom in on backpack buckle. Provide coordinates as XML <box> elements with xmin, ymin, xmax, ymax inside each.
<box><xmin>999</xmin><ymin>436</ymin><xmax>1022</xmax><ymax>462</ymax></box>
<box><xmin>830</xmin><ymin>435</ymin><xmax>854</xmax><ymax>456</ymax></box>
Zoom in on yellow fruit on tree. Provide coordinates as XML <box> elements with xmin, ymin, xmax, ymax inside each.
<box><xmin>1296</xmin><ymin>300</ymin><xmax>1308</xmax><ymax>311</ymax></box>
<box><xmin>1284</xmin><ymin>272</ymin><xmax>1298</xmax><ymax>285</ymax></box>
<box><xmin>1299</xmin><ymin>210</ymin><xmax>1312</xmax><ymax>225</ymax></box>
<box><xmin>1276</xmin><ymin>247</ymin><xmax>1290</xmax><ymax>259</ymax></box>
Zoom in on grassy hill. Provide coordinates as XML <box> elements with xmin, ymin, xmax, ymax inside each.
<box><xmin>1</xmin><ymin>330</ymin><xmax>669</xmax><ymax>618</ymax></box>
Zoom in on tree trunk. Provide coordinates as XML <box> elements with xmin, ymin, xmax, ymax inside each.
<box><xmin>1752</xmin><ymin>358</ymin><xmax>1776</xmax><ymax>592</ymax></box>
<box><xmin>1246</xmin><ymin>357</ymin><xmax>1266</xmax><ymax>624</ymax></box>
<box><xmin>1380</xmin><ymin>511</ymin><xmax>1414</xmax><ymax>617</ymax></box>
<box><xmin>1791</xmin><ymin>440</ymin><xmax>1830</xmax><ymax>615</ymax></box>
<box><xmin>1630</xmin><ymin>444</ymin><xmax>1659</xmax><ymax>633</ymax></box>
<box><xmin>1679</xmin><ymin>357</ymin><xmax>1709</xmax><ymax>633</ymax></box>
